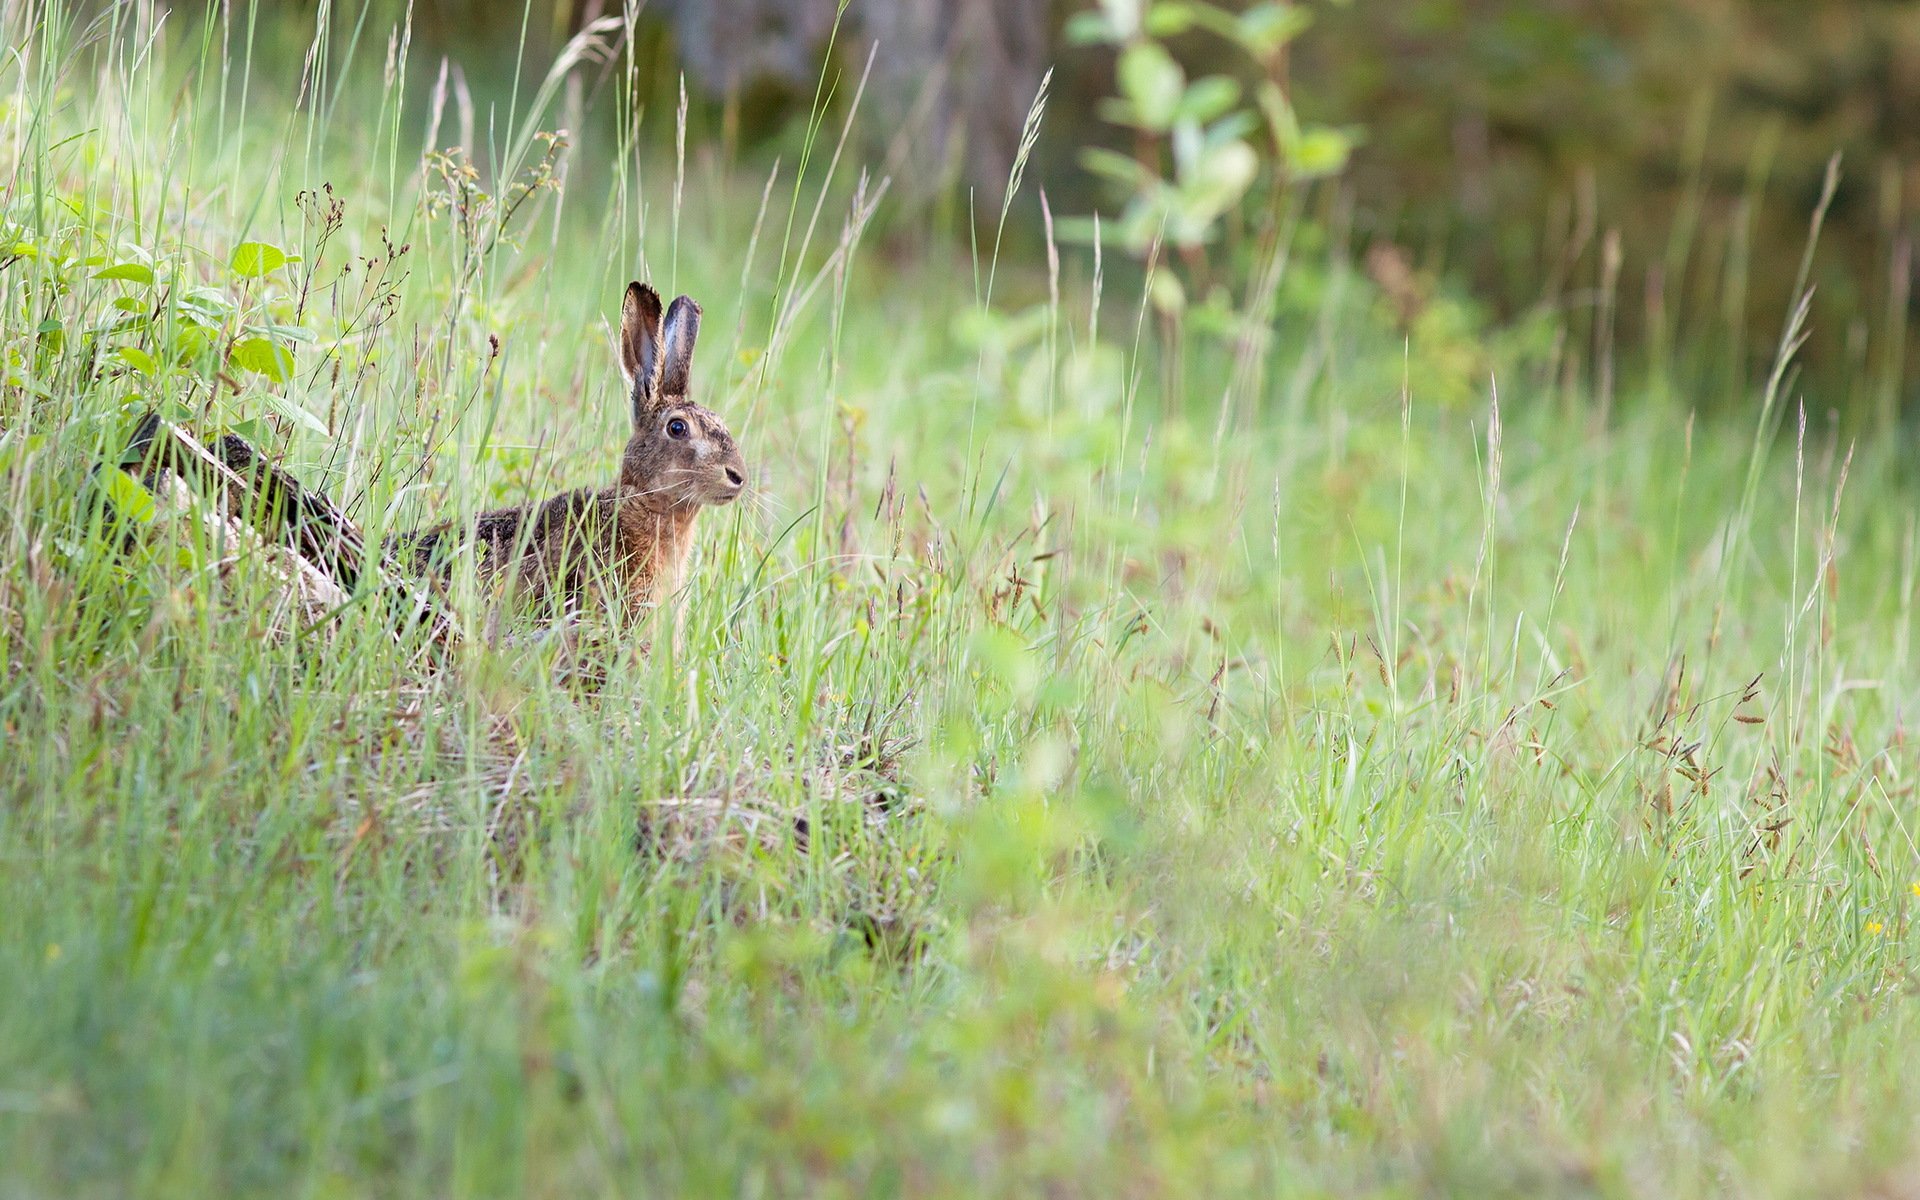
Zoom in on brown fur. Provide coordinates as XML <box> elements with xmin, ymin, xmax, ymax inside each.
<box><xmin>397</xmin><ymin>282</ymin><xmax>745</xmax><ymax>617</ymax></box>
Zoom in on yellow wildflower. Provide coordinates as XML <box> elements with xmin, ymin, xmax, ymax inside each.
<box><xmin>1866</xmin><ymin>922</ymin><xmax>1885</xmax><ymax>935</ymax></box>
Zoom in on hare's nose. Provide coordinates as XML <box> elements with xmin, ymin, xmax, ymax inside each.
<box><xmin>724</xmin><ymin>467</ymin><xmax>744</xmax><ymax>488</ymax></box>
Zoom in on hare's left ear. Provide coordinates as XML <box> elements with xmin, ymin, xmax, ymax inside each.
<box><xmin>659</xmin><ymin>295</ymin><xmax>702</xmax><ymax>397</ymax></box>
<box><xmin>621</xmin><ymin>282</ymin><xmax>664</xmax><ymax>424</ymax></box>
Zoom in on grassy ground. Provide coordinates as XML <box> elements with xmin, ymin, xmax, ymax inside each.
<box><xmin>5</xmin><ymin>6</ymin><xmax>1920</xmax><ymax>1197</ymax></box>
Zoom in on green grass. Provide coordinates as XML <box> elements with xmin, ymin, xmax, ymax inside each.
<box><xmin>4</xmin><ymin>5</ymin><xmax>1920</xmax><ymax>1197</ymax></box>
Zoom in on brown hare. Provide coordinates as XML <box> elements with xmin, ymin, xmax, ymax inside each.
<box><xmin>399</xmin><ymin>282</ymin><xmax>745</xmax><ymax>617</ymax></box>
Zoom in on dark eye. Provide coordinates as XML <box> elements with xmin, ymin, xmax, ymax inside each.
<box><xmin>666</xmin><ymin>417</ymin><xmax>689</xmax><ymax>439</ymax></box>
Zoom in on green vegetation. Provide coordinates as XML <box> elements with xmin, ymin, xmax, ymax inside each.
<box><xmin>3</xmin><ymin>3</ymin><xmax>1919</xmax><ymax>1196</ymax></box>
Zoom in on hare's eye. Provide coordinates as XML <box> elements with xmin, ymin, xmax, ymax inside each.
<box><xmin>666</xmin><ymin>417</ymin><xmax>689</xmax><ymax>439</ymax></box>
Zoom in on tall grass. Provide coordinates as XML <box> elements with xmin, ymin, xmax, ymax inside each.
<box><xmin>2</xmin><ymin>2</ymin><xmax>1920</xmax><ymax>1196</ymax></box>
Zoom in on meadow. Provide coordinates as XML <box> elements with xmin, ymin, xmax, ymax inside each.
<box><xmin>4</xmin><ymin>4</ymin><xmax>1920</xmax><ymax>1197</ymax></box>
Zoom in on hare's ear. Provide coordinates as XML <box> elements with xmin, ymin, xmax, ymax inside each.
<box><xmin>659</xmin><ymin>295</ymin><xmax>702</xmax><ymax>397</ymax></box>
<box><xmin>621</xmin><ymin>282</ymin><xmax>664</xmax><ymax>423</ymax></box>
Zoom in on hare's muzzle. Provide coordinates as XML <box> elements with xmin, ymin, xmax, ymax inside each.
<box><xmin>699</xmin><ymin>459</ymin><xmax>745</xmax><ymax>506</ymax></box>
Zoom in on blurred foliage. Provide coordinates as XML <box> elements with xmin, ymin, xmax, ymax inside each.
<box><xmin>293</xmin><ymin>0</ymin><xmax>1920</xmax><ymax>408</ymax></box>
<box><xmin>1062</xmin><ymin>0</ymin><xmax>1352</xmax><ymax>259</ymax></box>
<box><xmin>669</xmin><ymin>0</ymin><xmax>1920</xmax><ymax>408</ymax></box>
<box><xmin>1293</xmin><ymin>0</ymin><xmax>1920</xmax><ymax>410</ymax></box>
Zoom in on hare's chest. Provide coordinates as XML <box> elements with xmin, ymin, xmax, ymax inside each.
<box><xmin>615</xmin><ymin>507</ymin><xmax>699</xmax><ymax>611</ymax></box>
<box><xmin>653</xmin><ymin>535</ymin><xmax>695</xmax><ymax>600</ymax></box>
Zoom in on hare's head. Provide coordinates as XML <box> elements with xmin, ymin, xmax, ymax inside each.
<box><xmin>616</xmin><ymin>282</ymin><xmax>746</xmax><ymax>512</ymax></box>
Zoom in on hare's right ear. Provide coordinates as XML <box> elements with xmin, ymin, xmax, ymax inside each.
<box><xmin>620</xmin><ymin>282</ymin><xmax>665</xmax><ymax>424</ymax></box>
<box><xmin>659</xmin><ymin>295</ymin><xmax>702</xmax><ymax>397</ymax></box>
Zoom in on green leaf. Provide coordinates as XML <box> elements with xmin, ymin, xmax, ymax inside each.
<box><xmin>1096</xmin><ymin>97</ymin><xmax>1141</xmax><ymax>128</ymax></box>
<box><xmin>1204</xmin><ymin>111</ymin><xmax>1263</xmax><ymax>149</ymax></box>
<box><xmin>231</xmin><ymin>336</ymin><xmax>295</xmax><ymax>381</ymax></box>
<box><xmin>229</xmin><ymin>241</ymin><xmax>296</xmax><ymax>279</ymax></box>
<box><xmin>36</xmin><ymin>318</ymin><xmax>62</xmax><ymax>335</ymax></box>
<box><xmin>103</xmin><ymin>469</ymin><xmax>157</xmax><ymax>525</ymax></box>
<box><xmin>228</xmin><ymin>418</ymin><xmax>271</xmax><ymax>444</ymax></box>
<box><xmin>1171</xmin><ymin>138</ymin><xmax>1258</xmax><ymax>243</ymax></box>
<box><xmin>178</xmin><ymin>288</ymin><xmax>235</xmax><ymax>328</ymax></box>
<box><xmin>1177</xmin><ymin>76</ymin><xmax>1242</xmax><ymax>125</ymax></box>
<box><xmin>93</xmin><ymin>262</ymin><xmax>154</xmax><ymax>285</ymax></box>
<box><xmin>1116</xmin><ymin>43</ymin><xmax>1185</xmax><ymax>132</ymax></box>
<box><xmin>1237</xmin><ymin>3</ymin><xmax>1312</xmax><ymax>56</ymax></box>
<box><xmin>115</xmin><ymin>346</ymin><xmax>159</xmax><ymax>375</ymax></box>
<box><xmin>1288</xmin><ymin>127</ymin><xmax>1353</xmax><ymax>179</ymax></box>
<box><xmin>264</xmin><ymin>392</ymin><xmax>329</xmax><ymax>436</ymax></box>
<box><xmin>1064</xmin><ymin>12</ymin><xmax>1118</xmax><ymax>44</ymax></box>
<box><xmin>169</xmin><ymin>326</ymin><xmax>213</xmax><ymax>366</ymax></box>
<box><xmin>1144</xmin><ymin>3</ymin><xmax>1197</xmax><ymax>36</ymax></box>
<box><xmin>1080</xmin><ymin>147</ymin><xmax>1155</xmax><ymax>189</ymax></box>
<box><xmin>249</xmin><ymin>322</ymin><xmax>317</xmax><ymax>345</ymax></box>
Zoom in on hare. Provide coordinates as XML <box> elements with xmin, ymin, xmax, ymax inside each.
<box><xmin>399</xmin><ymin>282</ymin><xmax>745</xmax><ymax>618</ymax></box>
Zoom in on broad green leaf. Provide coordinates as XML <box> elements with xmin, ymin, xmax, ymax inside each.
<box><xmin>1173</xmin><ymin>138</ymin><xmax>1258</xmax><ymax>241</ymax></box>
<box><xmin>229</xmin><ymin>241</ymin><xmax>296</xmax><ymax>278</ymax></box>
<box><xmin>228</xmin><ymin>418</ymin><xmax>271</xmax><ymax>443</ymax></box>
<box><xmin>112</xmin><ymin>296</ymin><xmax>146</xmax><ymax>312</ymax></box>
<box><xmin>1202</xmin><ymin>111</ymin><xmax>1263</xmax><ymax>154</ymax></box>
<box><xmin>1144</xmin><ymin>3</ymin><xmax>1197</xmax><ymax>35</ymax></box>
<box><xmin>231</xmin><ymin>336</ymin><xmax>295</xmax><ymax>381</ymax></box>
<box><xmin>1080</xmin><ymin>147</ymin><xmax>1155</xmax><ymax>188</ymax></box>
<box><xmin>182</xmin><ymin>286</ymin><xmax>235</xmax><ymax>311</ymax></box>
<box><xmin>1117</xmin><ymin>43</ymin><xmax>1184</xmax><ymax>132</ymax></box>
<box><xmin>36</xmin><ymin>318</ymin><xmax>62</xmax><ymax>335</ymax></box>
<box><xmin>176</xmin><ymin>306</ymin><xmax>225</xmax><ymax>331</ymax></box>
<box><xmin>1288</xmin><ymin>127</ymin><xmax>1353</xmax><ymax>179</ymax></box>
<box><xmin>1064</xmin><ymin>12</ymin><xmax>1118</xmax><ymax>44</ymax></box>
<box><xmin>169</xmin><ymin>326</ymin><xmax>213</xmax><ymax>365</ymax></box>
<box><xmin>1177</xmin><ymin>76</ymin><xmax>1242</xmax><ymax>125</ymax></box>
<box><xmin>115</xmin><ymin>346</ymin><xmax>158</xmax><ymax>375</ymax></box>
<box><xmin>103</xmin><ymin>469</ymin><xmax>157</xmax><ymax>524</ymax></box>
<box><xmin>1237</xmin><ymin>3</ymin><xmax>1312</xmax><ymax>56</ymax></box>
<box><xmin>1193</xmin><ymin>139</ymin><xmax>1258</xmax><ymax>201</ymax></box>
<box><xmin>93</xmin><ymin>262</ymin><xmax>154</xmax><ymax>285</ymax></box>
<box><xmin>178</xmin><ymin>288</ymin><xmax>235</xmax><ymax>328</ymax></box>
<box><xmin>264</xmin><ymin>391</ymin><xmax>329</xmax><ymax>436</ymax></box>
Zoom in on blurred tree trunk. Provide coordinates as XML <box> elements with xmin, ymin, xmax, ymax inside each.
<box><xmin>663</xmin><ymin>0</ymin><xmax>1053</xmax><ymax>205</ymax></box>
